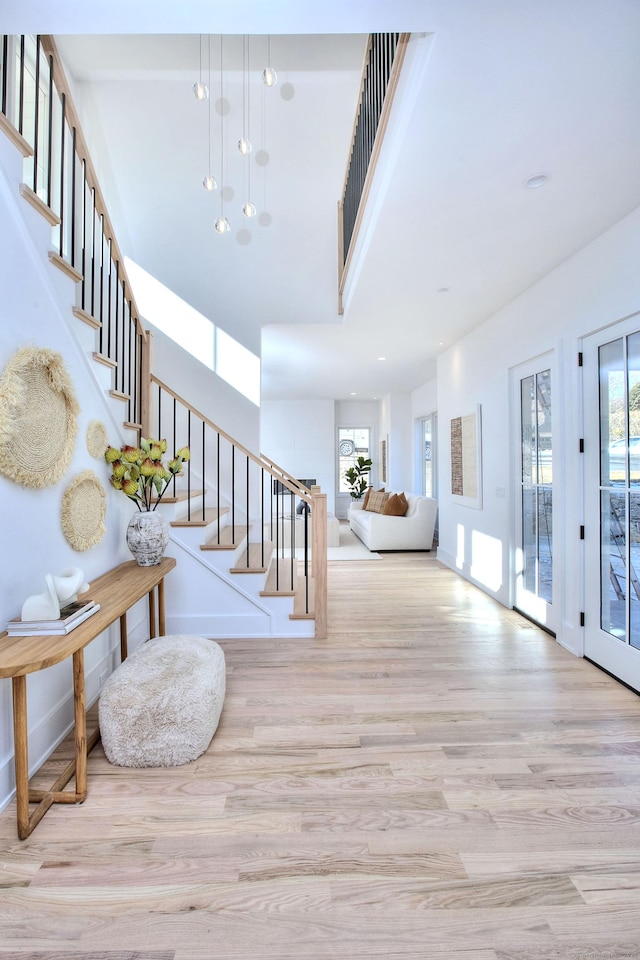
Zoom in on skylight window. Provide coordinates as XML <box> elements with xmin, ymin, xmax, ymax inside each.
<box><xmin>125</xmin><ymin>258</ymin><xmax>260</xmax><ymax>406</ymax></box>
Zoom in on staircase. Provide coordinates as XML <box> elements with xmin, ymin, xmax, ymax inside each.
<box><xmin>0</xmin><ymin>32</ymin><xmax>327</xmax><ymax>640</ymax></box>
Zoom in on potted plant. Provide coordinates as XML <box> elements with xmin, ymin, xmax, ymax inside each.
<box><xmin>344</xmin><ymin>455</ymin><xmax>372</xmax><ymax>500</ymax></box>
<box><xmin>105</xmin><ymin>438</ymin><xmax>190</xmax><ymax>565</ymax></box>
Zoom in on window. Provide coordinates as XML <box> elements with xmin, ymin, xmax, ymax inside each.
<box><xmin>420</xmin><ymin>414</ymin><xmax>437</xmax><ymax>498</ymax></box>
<box><xmin>338</xmin><ymin>427</ymin><xmax>371</xmax><ymax>493</ymax></box>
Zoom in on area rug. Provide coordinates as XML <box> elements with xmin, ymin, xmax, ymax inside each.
<box><xmin>294</xmin><ymin>525</ymin><xmax>381</xmax><ymax>561</ymax></box>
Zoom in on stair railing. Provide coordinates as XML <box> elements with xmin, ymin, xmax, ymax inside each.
<box><xmin>0</xmin><ymin>34</ymin><xmax>149</xmax><ymax>434</ymax></box>
<box><xmin>0</xmin><ymin>34</ymin><xmax>327</xmax><ymax>636</ymax></box>
<box><xmin>151</xmin><ymin>375</ymin><xmax>327</xmax><ymax>634</ymax></box>
<box><xmin>337</xmin><ymin>32</ymin><xmax>410</xmax><ymax>313</ymax></box>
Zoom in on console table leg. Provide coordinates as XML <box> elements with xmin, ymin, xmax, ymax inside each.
<box><xmin>11</xmin><ymin>675</ymin><xmax>29</xmax><ymax>840</ymax></box>
<box><xmin>158</xmin><ymin>577</ymin><xmax>166</xmax><ymax>636</ymax></box>
<box><xmin>148</xmin><ymin>589</ymin><xmax>156</xmax><ymax>638</ymax></box>
<box><xmin>72</xmin><ymin>649</ymin><xmax>87</xmax><ymax>801</ymax></box>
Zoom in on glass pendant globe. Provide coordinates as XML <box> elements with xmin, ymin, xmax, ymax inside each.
<box><xmin>262</xmin><ymin>66</ymin><xmax>277</xmax><ymax>87</ymax></box>
<box><xmin>214</xmin><ymin>216</ymin><xmax>231</xmax><ymax>234</ymax></box>
<box><xmin>237</xmin><ymin>137</ymin><xmax>252</xmax><ymax>155</ymax></box>
<box><xmin>193</xmin><ymin>81</ymin><xmax>209</xmax><ymax>101</ymax></box>
<box><xmin>242</xmin><ymin>201</ymin><xmax>257</xmax><ymax>218</ymax></box>
<box><xmin>203</xmin><ymin>175</ymin><xmax>217</xmax><ymax>192</ymax></box>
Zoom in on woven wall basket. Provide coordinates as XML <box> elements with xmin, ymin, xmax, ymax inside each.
<box><xmin>86</xmin><ymin>419</ymin><xmax>109</xmax><ymax>459</ymax></box>
<box><xmin>61</xmin><ymin>470</ymin><xmax>106</xmax><ymax>551</ymax></box>
<box><xmin>0</xmin><ymin>346</ymin><xmax>79</xmax><ymax>488</ymax></box>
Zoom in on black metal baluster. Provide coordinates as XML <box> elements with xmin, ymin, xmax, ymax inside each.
<box><xmin>1</xmin><ymin>36</ymin><xmax>8</xmax><ymax>117</ymax></box>
<box><xmin>58</xmin><ymin>92</ymin><xmax>65</xmax><ymax>257</ymax></box>
<box><xmin>187</xmin><ymin>410</ymin><xmax>192</xmax><ymax>520</ymax></box>
<box><xmin>32</xmin><ymin>36</ymin><xmax>40</xmax><ymax>194</ymax></box>
<box><xmin>46</xmin><ymin>54</ymin><xmax>53</xmax><ymax>207</ymax></box>
<box><xmin>80</xmin><ymin>162</ymin><xmax>87</xmax><ymax>311</ymax></box>
<box><xmin>201</xmin><ymin>419</ymin><xmax>206</xmax><ymax>522</ymax></box>
<box><xmin>216</xmin><ymin>432</ymin><xmax>220</xmax><ymax>544</ymax></box>
<box><xmin>90</xmin><ymin>188</ymin><xmax>96</xmax><ymax>320</ymax></box>
<box><xmin>98</xmin><ymin>216</ymin><xmax>105</xmax><ymax>341</ymax></box>
<box><xmin>70</xmin><ymin>127</ymin><xmax>77</xmax><ymax>267</ymax></box>
<box><xmin>18</xmin><ymin>36</ymin><xmax>25</xmax><ymax>135</ymax></box>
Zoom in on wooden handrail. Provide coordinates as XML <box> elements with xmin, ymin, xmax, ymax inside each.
<box><xmin>150</xmin><ymin>374</ymin><xmax>312</xmax><ymax>502</ymax></box>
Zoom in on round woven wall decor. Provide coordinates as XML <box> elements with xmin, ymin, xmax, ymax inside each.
<box><xmin>61</xmin><ymin>470</ymin><xmax>106</xmax><ymax>551</ymax></box>
<box><xmin>86</xmin><ymin>419</ymin><xmax>109</xmax><ymax>459</ymax></box>
<box><xmin>0</xmin><ymin>346</ymin><xmax>79</xmax><ymax>488</ymax></box>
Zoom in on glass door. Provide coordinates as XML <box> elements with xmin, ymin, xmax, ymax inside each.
<box><xmin>584</xmin><ymin>319</ymin><xmax>640</xmax><ymax>691</ymax></box>
<box><xmin>513</xmin><ymin>358</ymin><xmax>555</xmax><ymax>633</ymax></box>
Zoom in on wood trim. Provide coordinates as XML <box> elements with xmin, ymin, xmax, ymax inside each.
<box><xmin>0</xmin><ymin>112</ymin><xmax>33</xmax><ymax>157</ymax></box>
<box><xmin>72</xmin><ymin>306</ymin><xmax>100</xmax><ymax>328</ymax></box>
<box><xmin>19</xmin><ymin>183</ymin><xmax>60</xmax><ymax>226</ymax></box>
<box><xmin>140</xmin><ymin>329</ymin><xmax>153</xmax><ymax>437</ymax></box>
<box><xmin>92</xmin><ymin>352</ymin><xmax>116</xmax><ymax>368</ymax></box>
<box><xmin>310</xmin><ymin>487</ymin><xmax>327</xmax><ymax>638</ymax></box>
<box><xmin>109</xmin><ymin>389</ymin><xmax>130</xmax><ymax>403</ymax></box>
<box><xmin>339</xmin><ymin>33</ymin><xmax>411</xmax><ymax>298</ymax></box>
<box><xmin>40</xmin><ymin>36</ymin><xmax>147</xmax><ymax>343</ymax></box>
<box><xmin>48</xmin><ymin>251</ymin><xmax>82</xmax><ymax>282</ymax></box>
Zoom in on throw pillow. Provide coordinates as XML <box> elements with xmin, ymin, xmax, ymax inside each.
<box><xmin>366</xmin><ymin>489</ymin><xmax>389</xmax><ymax>514</ymax></box>
<box><xmin>383</xmin><ymin>492</ymin><xmax>408</xmax><ymax>516</ymax></box>
<box><xmin>362</xmin><ymin>486</ymin><xmax>373</xmax><ymax>509</ymax></box>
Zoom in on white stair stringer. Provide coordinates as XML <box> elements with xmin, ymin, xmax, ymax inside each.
<box><xmin>165</xmin><ymin>526</ymin><xmax>314</xmax><ymax>639</ymax></box>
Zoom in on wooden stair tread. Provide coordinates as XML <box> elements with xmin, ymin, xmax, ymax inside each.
<box><xmin>201</xmin><ymin>524</ymin><xmax>248</xmax><ymax>550</ymax></box>
<box><xmin>230</xmin><ymin>542</ymin><xmax>274</xmax><ymax>574</ymax></box>
<box><xmin>260</xmin><ymin>558</ymin><xmax>298</xmax><ymax>596</ymax></box>
<box><xmin>151</xmin><ymin>489</ymin><xmax>205</xmax><ymax>505</ymax></box>
<box><xmin>170</xmin><ymin>507</ymin><xmax>228</xmax><ymax>527</ymax></box>
<box><xmin>290</xmin><ymin>573</ymin><xmax>316</xmax><ymax>619</ymax></box>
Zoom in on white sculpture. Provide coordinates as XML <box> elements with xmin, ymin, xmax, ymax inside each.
<box><xmin>21</xmin><ymin>567</ymin><xmax>90</xmax><ymax>622</ymax></box>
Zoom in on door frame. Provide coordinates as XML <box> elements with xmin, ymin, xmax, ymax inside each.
<box><xmin>582</xmin><ymin>311</ymin><xmax>640</xmax><ymax>692</ymax></box>
<box><xmin>509</xmin><ymin>351</ymin><xmax>557</xmax><ymax>635</ymax></box>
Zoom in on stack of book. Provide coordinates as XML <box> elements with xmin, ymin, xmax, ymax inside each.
<box><xmin>6</xmin><ymin>599</ymin><xmax>101</xmax><ymax>636</ymax></box>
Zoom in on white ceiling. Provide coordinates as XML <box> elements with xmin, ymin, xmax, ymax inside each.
<box><xmin>8</xmin><ymin>1</ymin><xmax>640</xmax><ymax>402</ymax></box>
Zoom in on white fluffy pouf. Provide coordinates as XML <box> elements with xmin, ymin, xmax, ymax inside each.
<box><xmin>99</xmin><ymin>635</ymin><xmax>225</xmax><ymax>768</ymax></box>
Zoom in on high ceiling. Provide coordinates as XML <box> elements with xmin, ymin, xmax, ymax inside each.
<box><xmin>7</xmin><ymin>1</ymin><xmax>640</xmax><ymax>402</ymax></box>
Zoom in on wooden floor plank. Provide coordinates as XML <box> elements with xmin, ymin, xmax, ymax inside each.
<box><xmin>1</xmin><ymin>551</ymin><xmax>640</xmax><ymax>956</ymax></box>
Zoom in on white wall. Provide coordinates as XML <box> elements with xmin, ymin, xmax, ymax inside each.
<box><xmin>260</xmin><ymin>399</ymin><xmax>335</xmax><ymax>513</ymax></box>
<box><xmin>435</xmin><ymin>203</ymin><xmax>640</xmax><ymax>656</ymax></box>
<box><xmin>334</xmin><ymin>399</ymin><xmax>379</xmax><ymax>518</ymax></box>
<box><xmin>380</xmin><ymin>392</ymin><xmax>413</xmax><ymax>492</ymax></box>
<box><xmin>0</xmin><ymin>135</ymin><xmax>140</xmax><ymax>811</ymax></box>
<box><xmin>148</xmin><ymin>322</ymin><xmax>260</xmax><ymax>454</ymax></box>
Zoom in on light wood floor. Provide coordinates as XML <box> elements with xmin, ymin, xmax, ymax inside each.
<box><xmin>2</xmin><ymin>551</ymin><xmax>640</xmax><ymax>959</ymax></box>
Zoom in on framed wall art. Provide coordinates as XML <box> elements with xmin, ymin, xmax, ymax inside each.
<box><xmin>450</xmin><ymin>405</ymin><xmax>482</xmax><ymax>509</ymax></box>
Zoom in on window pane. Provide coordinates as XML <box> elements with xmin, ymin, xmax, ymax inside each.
<box><xmin>538</xmin><ymin>486</ymin><xmax>552</xmax><ymax>603</ymax></box>
<box><xmin>602</xmin><ymin>490</ymin><xmax>626</xmax><ymax>641</ymax></box>
<box><xmin>600</xmin><ymin>339</ymin><xmax>625</xmax><ymax>485</ymax></box>
<box><xmin>338</xmin><ymin>427</ymin><xmax>370</xmax><ymax>493</ymax></box>
<box><xmin>628</xmin><ymin>332</ymin><xmax>640</xmax><ymax>487</ymax></box>
<box><xmin>521</xmin><ymin>376</ymin><xmax>535</xmax><ymax>485</ymax></box>
<box><xmin>630</xmin><ymin>492</ymin><xmax>640</xmax><ymax>649</ymax></box>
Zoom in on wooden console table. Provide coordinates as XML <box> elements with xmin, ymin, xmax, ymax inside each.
<box><xmin>0</xmin><ymin>557</ymin><xmax>176</xmax><ymax>839</ymax></box>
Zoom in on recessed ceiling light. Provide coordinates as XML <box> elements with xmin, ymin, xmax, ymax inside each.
<box><xmin>350</xmin><ymin>392</ymin><xmax>356</xmax><ymax>396</ymax></box>
<box><xmin>524</xmin><ymin>173</ymin><xmax>549</xmax><ymax>189</ymax></box>
<box><xmin>378</xmin><ymin>356</ymin><xmax>386</xmax><ymax>361</ymax></box>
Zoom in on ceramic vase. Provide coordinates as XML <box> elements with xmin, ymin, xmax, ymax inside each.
<box><xmin>126</xmin><ymin>511</ymin><xmax>169</xmax><ymax>566</ymax></box>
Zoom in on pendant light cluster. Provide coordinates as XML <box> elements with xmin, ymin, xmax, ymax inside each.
<box><xmin>193</xmin><ymin>34</ymin><xmax>277</xmax><ymax>235</ymax></box>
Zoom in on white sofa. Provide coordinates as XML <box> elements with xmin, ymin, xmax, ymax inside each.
<box><xmin>349</xmin><ymin>492</ymin><xmax>437</xmax><ymax>552</ymax></box>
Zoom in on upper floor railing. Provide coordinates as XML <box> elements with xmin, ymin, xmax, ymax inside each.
<box><xmin>337</xmin><ymin>32</ymin><xmax>409</xmax><ymax>313</ymax></box>
<box><xmin>0</xmin><ymin>34</ymin><xmax>148</xmax><ymax>432</ymax></box>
